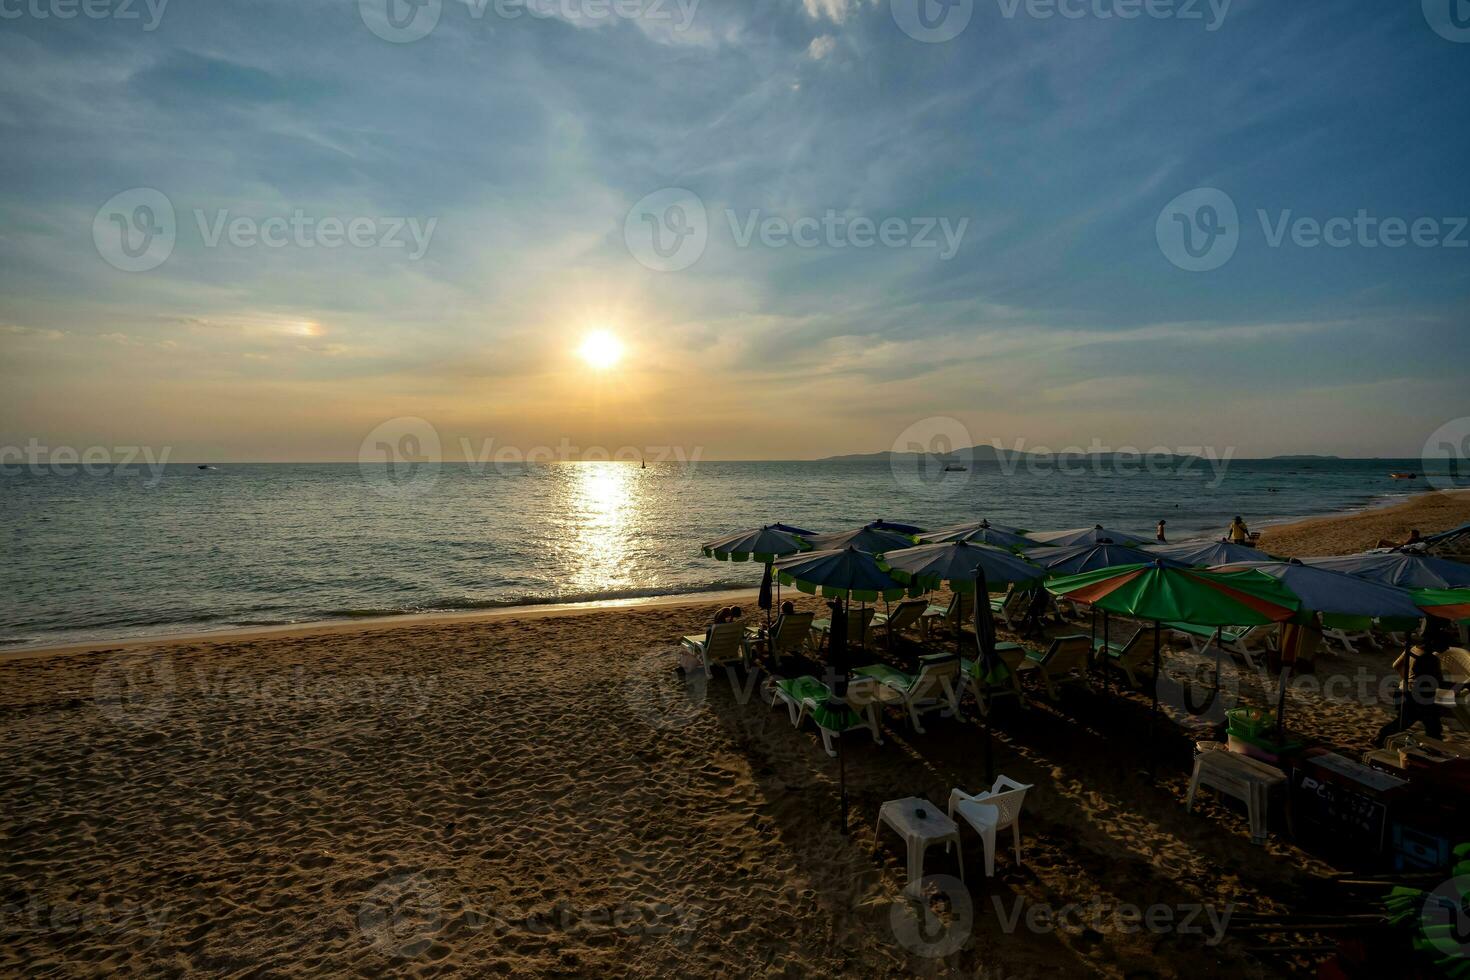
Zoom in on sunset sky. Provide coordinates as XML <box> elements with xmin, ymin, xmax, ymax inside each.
<box><xmin>1</xmin><ymin>0</ymin><xmax>1467</xmax><ymax>461</ymax></box>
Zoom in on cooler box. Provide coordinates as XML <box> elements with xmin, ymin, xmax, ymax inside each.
<box><xmin>1291</xmin><ymin>749</ymin><xmax>1409</xmax><ymax>859</ymax></box>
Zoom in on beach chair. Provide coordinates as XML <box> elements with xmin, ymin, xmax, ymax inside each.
<box><xmin>959</xmin><ymin>642</ymin><xmax>1029</xmax><ymax>712</ymax></box>
<box><xmin>810</xmin><ymin>606</ymin><xmax>876</xmax><ymax>651</ymax></box>
<box><xmin>1164</xmin><ymin>622</ymin><xmax>1270</xmax><ymax>669</ymax></box>
<box><xmin>921</xmin><ymin>592</ymin><xmax>974</xmax><ymax>639</ymax></box>
<box><xmin>871</xmin><ymin>599</ymin><xmax>927</xmax><ymax>646</ymax></box>
<box><xmin>987</xmin><ymin>589</ymin><xmax>1029</xmax><ymax>631</ymax></box>
<box><xmin>1094</xmin><ymin>627</ymin><xmax>1161</xmax><ymax>689</ymax></box>
<box><xmin>947</xmin><ymin>776</ymin><xmax>1031</xmax><ymax>877</ymax></box>
<box><xmin>771</xmin><ymin>675</ymin><xmax>883</xmax><ymax>756</ymax></box>
<box><xmin>746</xmin><ymin>611</ymin><xmax>815</xmax><ymax>661</ymax></box>
<box><xmin>1013</xmin><ymin>634</ymin><xmax>1093</xmax><ymax>701</ymax></box>
<box><xmin>853</xmin><ymin>654</ymin><xmax>964</xmax><ymax>734</ymax></box>
<box><xmin>679</xmin><ymin>621</ymin><xmax>749</xmax><ymax>678</ymax></box>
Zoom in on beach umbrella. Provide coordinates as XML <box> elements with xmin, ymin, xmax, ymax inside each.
<box><xmin>1303</xmin><ymin>553</ymin><xmax>1470</xmax><ymax>589</ymax></box>
<box><xmin>805</xmin><ymin>523</ymin><xmax>916</xmax><ymax>555</ymax></box>
<box><xmin>703</xmin><ymin>525</ymin><xmax>812</xmax><ymax>637</ymax></box>
<box><xmin>869</xmin><ymin>519</ymin><xmax>926</xmax><ymax>534</ymax></box>
<box><xmin>1146</xmin><ymin>540</ymin><xmax>1273</xmax><ymax>566</ymax></box>
<box><xmin>924</xmin><ymin>518</ymin><xmax>1031</xmax><ymax>538</ymax></box>
<box><xmin>1215</xmin><ymin>559</ymin><xmax>1429</xmax><ymax>739</ymax></box>
<box><xmin>1412</xmin><ymin>588</ymin><xmax>1470</xmax><ymax>624</ymax></box>
<box><xmin>920</xmin><ymin>520</ymin><xmax>1035</xmax><ymax>552</ymax></box>
<box><xmin>773</xmin><ymin>546</ymin><xmax>909</xmax><ymax>602</ymax></box>
<box><xmin>879</xmin><ymin>540</ymin><xmax>1046</xmax><ymax>593</ymax></box>
<box><xmin>701</xmin><ymin>525</ymin><xmax>810</xmax><ymax>562</ymax></box>
<box><xmin>1213</xmin><ymin>559</ymin><xmax>1425</xmax><ymax>622</ymax></box>
<box><xmin>973</xmin><ymin>564</ymin><xmax>1000</xmax><ymax>784</ymax></box>
<box><xmin>1046</xmin><ymin>562</ymin><xmax>1298</xmax><ymax>774</ymax></box>
<box><xmin>770</xmin><ymin>522</ymin><xmax>817</xmax><ymax>536</ymax></box>
<box><xmin>772</xmin><ymin>548</ymin><xmax>905</xmax><ymax>836</ymax></box>
<box><xmin>1029</xmin><ymin>524</ymin><xmax>1150</xmax><ymax>548</ymax></box>
<box><xmin>1024</xmin><ymin>542</ymin><xmax>1185</xmax><ymax>575</ymax></box>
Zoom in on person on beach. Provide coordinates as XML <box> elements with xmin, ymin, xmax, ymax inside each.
<box><xmin>1376</xmin><ymin>528</ymin><xmax>1423</xmax><ymax>550</ymax></box>
<box><xmin>1156</xmin><ymin>520</ymin><xmax>1167</xmax><ymax>543</ymax></box>
<box><xmin>1227</xmin><ymin>516</ymin><xmax>1250</xmax><ymax>544</ymax></box>
<box><xmin>780</xmin><ymin>600</ymin><xmax>795</xmax><ymax>616</ymax></box>
<box><xmin>1374</xmin><ymin>626</ymin><xmax>1450</xmax><ymax>745</ymax></box>
<box><xmin>711</xmin><ymin>606</ymin><xmax>734</xmax><ymax>625</ymax></box>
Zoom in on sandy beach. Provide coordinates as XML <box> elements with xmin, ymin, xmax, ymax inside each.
<box><xmin>3</xmin><ymin>499</ymin><xmax>1468</xmax><ymax>977</ymax></box>
<box><xmin>1258</xmin><ymin>487</ymin><xmax>1470</xmax><ymax>557</ymax></box>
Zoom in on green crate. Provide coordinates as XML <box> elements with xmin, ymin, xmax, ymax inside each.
<box><xmin>1226</xmin><ymin>706</ymin><xmax>1276</xmax><ymax>739</ymax></box>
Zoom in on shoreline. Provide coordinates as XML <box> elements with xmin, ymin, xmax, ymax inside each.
<box><xmin>8</xmin><ymin>487</ymin><xmax>1466</xmax><ymax>660</ymax></box>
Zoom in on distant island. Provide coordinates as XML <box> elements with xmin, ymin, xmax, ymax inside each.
<box><xmin>1269</xmin><ymin>454</ymin><xmax>1342</xmax><ymax>460</ymax></box>
<box><xmin>820</xmin><ymin>445</ymin><xmax>1201</xmax><ymax>463</ymax></box>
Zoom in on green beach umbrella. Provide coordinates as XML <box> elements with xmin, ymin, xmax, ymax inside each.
<box><xmin>1046</xmin><ymin>561</ymin><xmax>1298</xmax><ymax>774</ymax></box>
<box><xmin>1412</xmin><ymin>588</ymin><xmax>1470</xmax><ymax>624</ymax></box>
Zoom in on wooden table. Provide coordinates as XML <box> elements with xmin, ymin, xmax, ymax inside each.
<box><xmin>1187</xmin><ymin>750</ymin><xmax>1287</xmax><ymax>844</ymax></box>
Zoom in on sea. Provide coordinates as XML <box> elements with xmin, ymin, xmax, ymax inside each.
<box><xmin>1</xmin><ymin>456</ymin><xmax>1459</xmax><ymax>647</ymax></box>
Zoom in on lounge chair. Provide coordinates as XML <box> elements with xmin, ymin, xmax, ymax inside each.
<box><xmin>987</xmin><ymin>589</ymin><xmax>1030</xmax><ymax>631</ymax></box>
<box><xmin>746</xmin><ymin>611</ymin><xmax>815</xmax><ymax>661</ymax></box>
<box><xmin>871</xmin><ymin>598</ymin><xmax>928</xmax><ymax>646</ymax></box>
<box><xmin>921</xmin><ymin>592</ymin><xmax>974</xmax><ymax>639</ymax></box>
<box><xmin>947</xmin><ymin>776</ymin><xmax>1031</xmax><ymax>877</ymax></box>
<box><xmin>810</xmin><ymin>606</ymin><xmax>876</xmax><ymax>651</ymax></box>
<box><xmin>679</xmin><ymin>621</ymin><xmax>749</xmax><ymax>678</ymax></box>
<box><xmin>1094</xmin><ymin>626</ymin><xmax>1161</xmax><ymax>689</ymax></box>
<box><xmin>1321</xmin><ymin>625</ymin><xmax>1373</xmax><ymax>654</ymax></box>
<box><xmin>959</xmin><ymin>642</ymin><xmax>1029</xmax><ymax>712</ymax></box>
<box><xmin>853</xmin><ymin>654</ymin><xmax>963</xmax><ymax>734</ymax></box>
<box><xmin>771</xmin><ymin>675</ymin><xmax>883</xmax><ymax>756</ymax></box>
<box><xmin>1013</xmin><ymin>634</ymin><xmax>1092</xmax><ymax>700</ymax></box>
<box><xmin>1164</xmin><ymin>622</ymin><xmax>1270</xmax><ymax>669</ymax></box>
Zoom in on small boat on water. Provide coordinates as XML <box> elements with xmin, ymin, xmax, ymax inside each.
<box><xmin>943</xmin><ymin>463</ymin><xmax>967</xmax><ymax>472</ymax></box>
<box><xmin>1389</xmin><ymin>472</ymin><xmax>1418</xmax><ymax>480</ymax></box>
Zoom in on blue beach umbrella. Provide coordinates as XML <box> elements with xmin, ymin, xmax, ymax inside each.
<box><xmin>1302</xmin><ymin>552</ymin><xmax>1470</xmax><ymax>589</ymax></box>
<box><xmin>1029</xmin><ymin>524</ymin><xmax>1150</xmax><ymax>548</ymax></box>
<box><xmin>1146</xmin><ymin>539</ymin><xmax>1273</xmax><ymax>566</ymax></box>
<box><xmin>806</xmin><ymin>523</ymin><xmax>917</xmax><ymax>554</ymax></box>
<box><xmin>773</xmin><ymin>546</ymin><xmax>910</xmax><ymax>602</ymax></box>
<box><xmin>880</xmin><ymin>540</ymin><xmax>1046</xmax><ymax>592</ymax></box>
<box><xmin>1213</xmin><ymin>559</ymin><xmax>1426</xmax><ymax>622</ymax></box>
<box><xmin>920</xmin><ymin>520</ymin><xmax>1035</xmax><ymax>552</ymax></box>
<box><xmin>1024</xmin><ymin>543</ymin><xmax>1185</xmax><ymax>575</ymax></box>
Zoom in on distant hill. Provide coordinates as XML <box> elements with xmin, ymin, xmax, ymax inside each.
<box><xmin>820</xmin><ymin>445</ymin><xmax>1201</xmax><ymax>463</ymax></box>
<box><xmin>1269</xmin><ymin>454</ymin><xmax>1342</xmax><ymax>460</ymax></box>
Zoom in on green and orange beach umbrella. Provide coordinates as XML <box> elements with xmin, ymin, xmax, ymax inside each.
<box><xmin>1045</xmin><ymin>561</ymin><xmax>1299</xmax><ymax>766</ymax></box>
<box><xmin>1412</xmin><ymin>588</ymin><xmax>1470</xmax><ymax>624</ymax></box>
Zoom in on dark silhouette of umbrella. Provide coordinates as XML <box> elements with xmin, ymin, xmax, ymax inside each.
<box><xmin>921</xmin><ymin>519</ymin><xmax>1035</xmax><ymax>552</ymax></box>
<box><xmin>1025</xmin><ymin>542</ymin><xmax>1185</xmax><ymax>575</ymax></box>
<box><xmin>1145</xmin><ymin>539</ymin><xmax>1273</xmax><ymax>566</ymax></box>
<box><xmin>806</xmin><ymin>523</ymin><xmax>916</xmax><ymax>554</ymax></box>
<box><xmin>1303</xmin><ymin>552</ymin><xmax>1470</xmax><ymax>589</ymax></box>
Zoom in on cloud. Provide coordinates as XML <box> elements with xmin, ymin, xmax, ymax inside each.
<box><xmin>802</xmin><ymin>0</ymin><xmax>851</xmax><ymax>23</ymax></box>
<box><xmin>807</xmin><ymin>34</ymin><xmax>838</xmax><ymax>60</ymax></box>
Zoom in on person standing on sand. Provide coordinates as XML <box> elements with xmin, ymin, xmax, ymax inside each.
<box><xmin>1374</xmin><ymin>627</ymin><xmax>1450</xmax><ymax>745</ymax></box>
<box><xmin>1227</xmin><ymin>516</ymin><xmax>1250</xmax><ymax>544</ymax></box>
<box><xmin>1156</xmin><ymin>520</ymin><xmax>1167</xmax><ymax>543</ymax></box>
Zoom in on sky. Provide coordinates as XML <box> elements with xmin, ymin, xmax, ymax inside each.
<box><xmin>1</xmin><ymin>0</ymin><xmax>1467</xmax><ymax>462</ymax></box>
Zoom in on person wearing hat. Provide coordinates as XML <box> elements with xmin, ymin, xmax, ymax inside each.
<box><xmin>1227</xmin><ymin>515</ymin><xmax>1250</xmax><ymax>544</ymax></box>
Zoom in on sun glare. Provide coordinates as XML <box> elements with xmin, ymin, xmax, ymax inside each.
<box><xmin>577</xmin><ymin>330</ymin><xmax>624</xmax><ymax>370</ymax></box>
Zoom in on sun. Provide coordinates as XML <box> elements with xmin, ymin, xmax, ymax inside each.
<box><xmin>577</xmin><ymin>330</ymin><xmax>624</xmax><ymax>370</ymax></box>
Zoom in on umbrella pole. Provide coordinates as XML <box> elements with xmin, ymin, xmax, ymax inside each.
<box><xmin>1212</xmin><ymin>627</ymin><xmax>1223</xmax><ymax>695</ymax></box>
<box><xmin>1397</xmin><ymin>635</ymin><xmax>1412</xmax><ymax>738</ymax></box>
<box><xmin>1275</xmin><ymin>666</ymin><xmax>1291</xmax><ymax>743</ymax></box>
<box><xmin>1150</xmin><ymin>620</ymin><xmax>1162</xmax><ymax>781</ymax></box>
<box><xmin>979</xmin><ymin>574</ymin><xmax>995</xmax><ymax>785</ymax></box>
<box><xmin>1102</xmin><ymin>611</ymin><xmax>1110</xmax><ymax>696</ymax></box>
<box><xmin>838</xmin><ymin>593</ymin><xmax>850</xmax><ymax>836</ymax></box>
